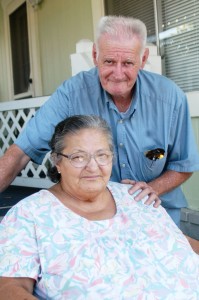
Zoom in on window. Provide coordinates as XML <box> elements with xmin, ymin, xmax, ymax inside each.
<box><xmin>104</xmin><ymin>0</ymin><xmax>156</xmax><ymax>39</ymax></box>
<box><xmin>104</xmin><ymin>0</ymin><xmax>199</xmax><ymax>93</ymax></box>
<box><xmin>158</xmin><ymin>0</ymin><xmax>199</xmax><ymax>92</ymax></box>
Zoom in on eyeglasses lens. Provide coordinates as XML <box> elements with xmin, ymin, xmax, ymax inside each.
<box><xmin>70</xmin><ymin>151</ymin><xmax>113</xmax><ymax>167</ymax></box>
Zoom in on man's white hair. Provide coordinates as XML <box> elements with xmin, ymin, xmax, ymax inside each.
<box><xmin>95</xmin><ymin>15</ymin><xmax>147</xmax><ymax>58</ymax></box>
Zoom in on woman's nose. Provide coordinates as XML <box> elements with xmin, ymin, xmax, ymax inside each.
<box><xmin>85</xmin><ymin>156</ymin><xmax>99</xmax><ymax>169</ymax></box>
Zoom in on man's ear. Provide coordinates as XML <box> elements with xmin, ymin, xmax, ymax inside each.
<box><xmin>140</xmin><ymin>48</ymin><xmax>149</xmax><ymax>69</ymax></box>
<box><xmin>92</xmin><ymin>43</ymin><xmax>98</xmax><ymax>66</ymax></box>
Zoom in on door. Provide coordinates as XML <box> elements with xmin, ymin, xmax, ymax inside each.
<box><xmin>1</xmin><ymin>0</ymin><xmax>42</xmax><ymax>100</ymax></box>
<box><xmin>9</xmin><ymin>2</ymin><xmax>32</xmax><ymax>99</ymax></box>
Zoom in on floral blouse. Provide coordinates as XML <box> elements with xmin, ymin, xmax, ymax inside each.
<box><xmin>0</xmin><ymin>181</ymin><xmax>199</xmax><ymax>299</ymax></box>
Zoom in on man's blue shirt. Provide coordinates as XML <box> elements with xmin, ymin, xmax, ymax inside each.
<box><xmin>16</xmin><ymin>67</ymin><xmax>199</xmax><ymax>209</ymax></box>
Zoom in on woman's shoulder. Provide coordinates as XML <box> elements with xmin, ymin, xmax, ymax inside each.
<box><xmin>107</xmin><ymin>181</ymin><xmax>167</xmax><ymax>218</ymax></box>
<box><xmin>1</xmin><ymin>190</ymin><xmax>56</xmax><ymax>223</ymax></box>
<box><xmin>107</xmin><ymin>181</ymin><xmax>130</xmax><ymax>197</ymax></box>
<box><xmin>17</xmin><ymin>189</ymin><xmax>54</xmax><ymax>207</ymax></box>
<box><xmin>107</xmin><ymin>181</ymin><xmax>145</xmax><ymax>204</ymax></box>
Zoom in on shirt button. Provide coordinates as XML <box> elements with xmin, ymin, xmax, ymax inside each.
<box><xmin>119</xmin><ymin>143</ymin><xmax>123</xmax><ymax>147</ymax></box>
<box><xmin>121</xmin><ymin>163</ymin><xmax>126</xmax><ymax>168</ymax></box>
<box><xmin>119</xmin><ymin>120</ymin><xmax>123</xmax><ymax>124</ymax></box>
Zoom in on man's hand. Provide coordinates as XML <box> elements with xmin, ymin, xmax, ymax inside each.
<box><xmin>121</xmin><ymin>179</ymin><xmax>161</xmax><ymax>208</ymax></box>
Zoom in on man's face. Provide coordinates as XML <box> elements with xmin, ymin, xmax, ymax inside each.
<box><xmin>93</xmin><ymin>34</ymin><xmax>146</xmax><ymax>101</ymax></box>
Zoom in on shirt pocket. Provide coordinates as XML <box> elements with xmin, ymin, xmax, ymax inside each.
<box><xmin>139</xmin><ymin>150</ymin><xmax>168</xmax><ymax>182</ymax></box>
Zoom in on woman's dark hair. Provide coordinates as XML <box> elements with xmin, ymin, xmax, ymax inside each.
<box><xmin>48</xmin><ymin>115</ymin><xmax>114</xmax><ymax>182</ymax></box>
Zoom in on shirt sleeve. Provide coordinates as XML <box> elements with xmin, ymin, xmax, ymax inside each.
<box><xmin>15</xmin><ymin>83</ymin><xmax>71</xmax><ymax>164</ymax></box>
<box><xmin>167</xmin><ymin>92</ymin><xmax>199</xmax><ymax>172</ymax></box>
<box><xmin>0</xmin><ymin>203</ymin><xmax>40</xmax><ymax>280</ymax></box>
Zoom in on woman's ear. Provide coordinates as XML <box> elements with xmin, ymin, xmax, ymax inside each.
<box><xmin>140</xmin><ymin>48</ymin><xmax>149</xmax><ymax>69</ymax></box>
<box><xmin>56</xmin><ymin>162</ymin><xmax>61</xmax><ymax>174</ymax></box>
<box><xmin>92</xmin><ymin>43</ymin><xmax>98</xmax><ymax>66</ymax></box>
<box><xmin>51</xmin><ymin>153</ymin><xmax>61</xmax><ymax>173</ymax></box>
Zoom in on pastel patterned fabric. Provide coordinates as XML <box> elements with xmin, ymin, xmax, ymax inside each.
<box><xmin>0</xmin><ymin>181</ymin><xmax>199</xmax><ymax>299</ymax></box>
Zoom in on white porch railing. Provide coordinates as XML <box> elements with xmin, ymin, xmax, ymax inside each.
<box><xmin>0</xmin><ymin>96</ymin><xmax>53</xmax><ymax>188</ymax></box>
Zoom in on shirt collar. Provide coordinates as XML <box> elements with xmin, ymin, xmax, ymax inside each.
<box><xmin>104</xmin><ymin>83</ymin><xmax>138</xmax><ymax>116</ymax></box>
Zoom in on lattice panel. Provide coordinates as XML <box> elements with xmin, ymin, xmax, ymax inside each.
<box><xmin>0</xmin><ymin>108</ymin><xmax>36</xmax><ymax>152</ymax></box>
<box><xmin>19</xmin><ymin>154</ymin><xmax>51</xmax><ymax>180</ymax></box>
<box><xmin>0</xmin><ymin>97</ymin><xmax>52</xmax><ymax>188</ymax></box>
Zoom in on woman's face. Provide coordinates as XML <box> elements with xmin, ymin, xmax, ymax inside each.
<box><xmin>56</xmin><ymin>129</ymin><xmax>113</xmax><ymax>198</ymax></box>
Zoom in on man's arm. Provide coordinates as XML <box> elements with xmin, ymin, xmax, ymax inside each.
<box><xmin>147</xmin><ymin>170</ymin><xmax>192</xmax><ymax>197</ymax></box>
<box><xmin>0</xmin><ymin>144</ymin><xmax>30</xmax><ymax>192</ymax></box>
<box><xmin>185</xmin><ymin>235</ymin><xmax>199</xmax><ymax>255</ymax></box>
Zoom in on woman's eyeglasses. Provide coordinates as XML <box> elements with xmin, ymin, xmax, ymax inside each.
<box><xmin>56</xmin><ymin>150</ymin><xmax>113</xmax><ymax>168</ymax></box>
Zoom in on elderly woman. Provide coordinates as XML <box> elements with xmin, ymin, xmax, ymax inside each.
<box><xmin>0</xmin><ymin>115</ymin><xmax>198</xmax><ymax>300</ymax></box>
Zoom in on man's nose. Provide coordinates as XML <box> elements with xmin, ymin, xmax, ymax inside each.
<box><xmin>113</xmin><ymin>63</ymin><xmax>124</xmax><ymax>79</ymax></box>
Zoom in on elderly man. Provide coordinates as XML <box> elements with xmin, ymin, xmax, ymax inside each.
<box><xmin>0</xmin><ymin>15</ymin><xmax>199</xmax><ymax>227</ymax></box>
